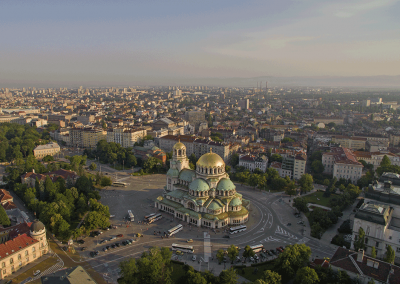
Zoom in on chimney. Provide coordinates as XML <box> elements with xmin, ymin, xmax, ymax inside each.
<box><xmin>32</xmin><ymin>169</ymin><xmax>35</xmax><ymax>173</ymax></box>
<box><xmin>357</xmin><ymin>249</ymin><xmax>364</xmax><ymax>262</ymax></box>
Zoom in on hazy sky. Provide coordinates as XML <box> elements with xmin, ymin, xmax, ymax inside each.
<box><xmin>1</xmin><ymin>0</ymin><xmax>399</xmax><ymax>86</ymax></box>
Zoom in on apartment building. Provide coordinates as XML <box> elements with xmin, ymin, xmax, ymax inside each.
<box><xmin>238</xmin><ymin>154</ymin><xmax>268</xmax><ymax>172</ymax></box>
<box><xmin>33</xmin><ymin>142</ymin><xmax>60</xmax><ymax>159</ymax></box>
<box><xmin>354</xmin><ymin>151</ymin><xmax>400</xmax><ymax>170</ymax></box>
<box><xmin>322</xmin><ymin>147</ymin><xmax>363</xmax><ymax>183</ymax></box>
<box><xmin>107</xmin><ymin>127</ymin><xmax>147</xmax><ymax>148</ymax></box>
<box><xmin>331</xmin><ymin>135</ymin><xmax>367</xmax><ymax>150</ymax></box>
<box><xmin>390</xmin><ymin>132</ymin><xmax>400</xmax><ymax>147</ymax></box>
<box><xmin>159</xmin><ymin>135</ymin><xmax>196</xmax><ymax>156</ymax></box>
<box><xmin>82</xmin><ymin>128</ymin><xmax>107</xmax><ymax>148</ymax></box>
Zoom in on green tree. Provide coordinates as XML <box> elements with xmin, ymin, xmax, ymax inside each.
<box><xmin>380</xmin><ymin>155</ymin><xmax>391</xmax><ymax>168</ymax></box>
<box><xmin>262</xmin><ymin>270</ymin><xmax>281</xmax><ymax>284</ymax></box>
<box><xmin>295</xmin><ymin>267</ymin><xmax>319</xmax><ymax>284</ymax></box>
<box><xmin>293</xmin><ymin>197</ymin><xmax>309</xmax><ymax>213</ymax></box>
<box><xmin>371</xmin><ymin>246</ymin><xmax>377</xmax><ymax>258</ymax></box>
<box><xmin>299</xmin><ymin>174</ymin><xmax>313</xmax><ymax>193</ymax></box>
<box><xmin>270</xmin><ymin>154</ymin><xmax>283</xmax><ymax>163</ymax></box>
<box><xmin>354</xmin><ymin>227</ymin><xmax>365</xmax><ymax>251</ymax></box>
<box><xmin>384</xmin><ymin>245</ymin><xmax>395</xmax><ymax>264</ymax></box>
<box><xmin>119</xmin><ymin>258</ymin><xmax>138</xmax><ymax>284</ymax></box>
<box><xmin>230</xmin><ymin>153</ymin><xmax>239</xmax><ymax>167</ymax></box>
<box><xmin>42</xmin><ymin>155</ymin><xmax>54</xmax><ymax>162</ymax></box>
<box><xmin>89</xmin><ymin>162</ymin><xmax>97</xmax><ymax>170</ymax></box>
<box><xmin>311</xmin><ymin>160</ymin><xmax>324</xmax><ymax>174</ymax></box>
<box><xmin>243</xmin><ymin>245</ymin><xmax>255</xmax><ymax>260</ymax></box>
<box><xmin>187</xmin><ymin>270</ymin><xmax>207</xmax><ymax>284</ymax></box>
<box><xmin>216</xmin><ymin>249</ymin><xmax>225</xmax><ymax>264</ymax></box>
<box><xmin>275</xmin><ymin>244</ymin><xmax>312</xmax><ymax>278</ymax></box>
<box><xmin>218</xmin><ymin>267</ymin><xmax>238</xmax><ymax>284</ymax></box>
<box><xmin>227</xmin><ymin>244</ymin><xmax>239</xmax><ymax>264</ymax></box>
<box><xmin>0</xmin><ymin>206</ymin><xmax>11</xmax><ymax>227</ymax></box>
<box><xmin>285</xmin><ymin>181</ymin><xmax>297</xmax><ymax>197</ymax></box>
<box><xmin>282</xmin><ymin>137</ymin><xmax>295</xmax><ymax>143</ymax></box>
<box><xmin>100</xmin><ymin>176</ymin><xmax>112</xmax><ymax>187</ymax></box>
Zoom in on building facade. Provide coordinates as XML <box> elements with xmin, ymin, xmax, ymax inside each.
<box><xmin>33</xmin><ymin>142</ymin><xmax>60</xmax><ymax>159</ymax></box>
<box><xmin>238</xmin><ymin>154</ymin><xmax>268</xmax><ymax>172</ymax></box>
<box><xmin>155</xmin><ymin>142</ymin><xmax>249</xmax><ymax>229</ymax></box>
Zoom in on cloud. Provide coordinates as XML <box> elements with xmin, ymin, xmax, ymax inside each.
<box><xmin>333</xmin><ymin>0</ymin><xmax>397</xmax><ymax>18</ymax></box>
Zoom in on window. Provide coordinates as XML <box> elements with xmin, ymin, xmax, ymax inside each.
<box><xmin>376</xmin><ymin>242</ymin><xmax>380</xmax><ymax>248</ymax></box>
<box><xmin>26</xmin><ymin>257</ymin><xmax>29</xmax><ymax>262</ymax></box>
<box><xmin>2</xmin><ymin>269</ymin><xmax>6</xmax><ymax>275</ymax></box>
<box><xmin>32</xmin><ymin>247</ymin><xmax>35</xmax><ymax>252</ymax></box>
<box><xmin>33</xmin><ymin>253</ymin><xmax>36</xmax><ymax>258</ymax></box>
<box><xmin>18</xmin><ymin>254</ymin><xmax>21</xmax><ymax>260</ymax></box>
<box><xmin>25</xmin><ymin>250</ymin><xmax>28</xmax><ymax>256</ymax></box>
<box><xmin>9</xmin><ymin>258</ymin><xmax>13</xmax><ymax>264</ymax></box>
<box><xmin>1</xmin><ymin>262</ymin><xmax>4</xmax><ymax>268</ymax></box>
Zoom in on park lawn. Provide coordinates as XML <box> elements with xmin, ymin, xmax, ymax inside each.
<box><xmin>302</xmin><ymin>191</ymin><xmax>338</xmax><ymax>208</ymax></box>
<box><xmin>236</xmin><ymin>260</ymin><xmax>275</xmax><ymax>282</ymax></box>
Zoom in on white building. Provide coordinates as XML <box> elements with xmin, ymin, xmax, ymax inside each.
<box><xmin>354</xmin><ymin>151</ymin><xmax>400</xmax><ymax>170</ymax></box>
<box><xmin>238</xmin><ymin>154</ymin><xmax>268</xmax><ymax>172</ymax></box>
<box><xmin>322</xmin><ymin>147</ymin><xmax>363</xmax><ymax>183</ymax></box>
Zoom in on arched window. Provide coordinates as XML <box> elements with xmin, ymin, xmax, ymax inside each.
<box><xmin>18</xmin><ymin>254</ymin><xmax>21</xmax><ymax>260</ymax></box>
<box><xmin>32</xmin><ymin>247</ymin><xmax>35</xmax><ymax>252</ymax></box>
<box><xmin>178</xmin><ymin>150</ymin><xmax>181</xmax><ymax>155</ymax></box>
<box><xmin>2</xmin><ymin>262</ymin><xmax>5</xmax><ymax>268</ymax></box>
<box><xmin>10</xmin><ymin>258</ymin><xmax>13</xmax><ymax>264</ymax></box>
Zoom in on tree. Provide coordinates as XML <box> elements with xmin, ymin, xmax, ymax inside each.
<box><xmin>299</xmin><ymin>174</ymin><xmax>313</xmax><ymax>193</ymax></box>
<box><xmin>384</xmin><ymin>245</ymin><xmax>395</xmax><ymax>264</ymax></box>
<box><xmin>0</xmin><ymin>206</ymin><xmax>11</xmax><ymax>227</ymax></box>
<box><xmin>285</xmin><ymin>181</ymin><xmax>297</xmax><ymax>197</ymax></box>
<box><xmin>227</xmin><ymin>244</ymin><xmax>239</xmax><ymax>264</ymax></box>
<box><xmin>275</xmin><ymin>244</ymin><xmax>312</xmax><ymax>278</ymax></box>
<box><xmin>100</xmin><ymin>176</ymin><xmax>112</xmax><ymax>187</ymax></box>
<box><xmin>311</xmin><ymin>160</ymin><xmax>324</xmax><ymax>174</ymax></box>
<box><xmin>89</xmin><ymin>162</ymin><xmax>97</xmax><ymax>171</ymax></box>
<box><xmin>119</xmin><ymin>258</ymin><xmax>138</xmax><ymax>284</ymax></box>
<box><xmin>230</xmin><ymin>153</ymin><xmax>239</xmax><ymax>167</ymax></box>
<box><xmin>371</xmin><ymin>246</ymin><xmax>377</xmax><ymax>258</ymax></box>
<box><xmin>295</xmin><ymin>267</ymin><xmax>319</xmax><ymax>284</ymax></box>
<box><xmin>282</xmin><ymin>137</ymin><xmax>295</xmax><ymax>143</ymax></box>
<box><xmin>380</xmin><ymin>155</ymin><xmax>391</xmax><ymax>168</ymax></box>
<box><xmin>42</xmin><ymin>155</ymin><xmax>54</xmax><ymax>162</ymax></box>
<box><xmin>216</xmin><ymin>249</ymin><xmax>225</xmax><ymax>264</ymax></box>
<box><xmin>293</xmin><ymin>197</ymin><xmax>309</xmax><ymax>213</ymax></box>
<box><xmin>354</xmin><ymin>227</ymin><xmax>365</xmax><ymax>251</ymax></box>
<box><xmin>243</xmin><ymin>245</ymin><xmax>255</xmax><ymax>260</ymax></box>
<box><xmin>218</xmin><ymin>267</ymin><xmax>238</xmax><ymax>284</ymax></box>
<box><xmin>262</xmin><ymin>270</ymin><xmax>281</xmax><ymax>284</ymax></box>
<box><xmin>270</xmin><ymin>154</ymin><xmax>283</xmax><ymax>163</ymax></box>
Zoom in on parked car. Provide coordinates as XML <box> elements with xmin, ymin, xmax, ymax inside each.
<box><xmin>77</xmin><ymin>240</ymin><xmax>85</xmax><ymax>244</ymax></box>
<box><xmin>187</xmin><ymin>239</ymin><xmax>193</xmax><ymax>243</ymax></box>
<box><xmin>266</xmin><ymin>250</ymin><xmax>272</xmax><ymax>256</ymax></box>
<box><xmin>223</xmin><ymin>235</ymin><xmax>230</xmax><ymax>239</ymax></box>
<box><xmin>110</xmin><ymin>236</ymin><xmax>117</xmax><ymax>241</ymax></box>
<box><xmin>81</xmin><ymin>247</ymin><xmax>87</xmax><ymax>251</ymax></box>
<box><xmin>270</xmin><ymin>249</ymin><xmax>276</xmax><ymax>255</ymax></box>
<box><xmin>33</xmin><ymin>270</ymin><xmax>41</xmax><ymax>276</ymax></box>
<box><xmin>236</xmin><ymin>256</ymin><xmax>241</xmax><ymax>262</ymax></box>
<box><xmin>115</xmin><ymin>243</ymin><xmax>120</xmax><ymax>247</ymax></box>
<box><xmin>111</xmin><ymin>244</ymin><xmax>116</xmax><ymax>248</ymax></box>
<box><xmin>250</xmin><ymin>257</ymin><xmax>254</xmax><ymax>262</ymax></box>
<box><xmin>279</xmin><ymin>246</ymin><xmax>285</xmax><ymax>251</ymax></box>
<box><xmin>276</xmin><ymin>247</ymin><xmax>283</xmax><ymax>253</ymax></box>
<box><xmin>103</xmin><ymin>247</ymin><xmax>108</xmax><ymax>252</ymax></box>
<box><xmin>287</xmin><ymin>223</ymin><xmax>291</xmax><ymax>226</ymax></box>
<box><xmin>192</xmin><ymin>255</ymin><xmax>197</xmax><ymax>261</ymax></box>
<box><xmin>99</xmin><ymin>240</ymin><xmax>107</xmax><ymax>244</ymax></box>
<box><xmin>129</xmin><ymin>239</ymin><xmax>135</xmax><ymax>243</ymax></box>
<box><xmin>117</xmin><ymin>234</ymin><xmax>123</xmax><ymax>238</ymax></box>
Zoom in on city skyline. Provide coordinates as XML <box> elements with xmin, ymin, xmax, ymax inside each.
<box><xmin>1</xmin><ymin>0</ymin><xmax>400</xmax><ymax>87</ymax></box>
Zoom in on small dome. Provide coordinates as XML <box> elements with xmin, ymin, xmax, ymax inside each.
<box><xmin>30</xmin><ymin>219</ymin><xmax>45</xmax><ymax>233</ymax></box>
<box><xmin>216</xmin><ymin>178</ymin><xmax>235</xmax><ymax>191</ymax></box>
<box><xmin>166</xmin><ymin>168</ymin><xmax>179</xmax><ymax>177</ymax></box>
<box><xmin>197</xmin><ymin>149</ymin><xmax>225</xmax><ymax>169</ymax></box>
<box><xmin>173</xmin><ymin>141</ymin><xmax>186</xmax><ymax>150</ymax></box>
<box><xmin>189</xmin><ymin>178</ymin><xmax>210</xmax><ymax>192</ymax></box>
<box><xmin>229</xmin><ymin>197</ymin><xmax>242</xmax><ymax>207</ymax></box>
<box><xmin>208</xmin><ymin>200</ymin><xmax>222</xmax><ymax>210</ymax></box>
<box><xmin>179</xmin><ymin>169</ymin><xmax>196</xmax><ymax>182</ymax></box>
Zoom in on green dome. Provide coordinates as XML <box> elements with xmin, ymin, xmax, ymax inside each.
<box><xmin>216</xmin><ymin>178</ymin><xmax>235</xmax><ymax>191</ymax></box>
<box><xmin>208</xmin><ymin>200</ymin><xmax>222</xmax><ymax>210</ymax></box>
<box><xmin>229</xmin><ymin>197</ymin><xmax>242</xmax><ymax>207</ymax></box>
<box><xmin>167</xmin><ymin>168</ymin><xmax>179</xmax><ymax>177</ymax></box>
<box><xmin>189</xmin><ymin>178</ymin><xmax>210</xmax><ymax>192</ymax></box>
<box><xmin>179</xmin><ymin>169</ymin><xmax>195</xmax><ymax>182</ymax></box>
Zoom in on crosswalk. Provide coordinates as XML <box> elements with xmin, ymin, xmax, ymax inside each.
<box><xmin>297</xmin><ymin>237</ymin><xmax>310</xmax><ymax>244</ymax></box>
<box><xmin>275</xmin><ymin>226</ymin><xmax>298</xmax><ymax>240</ymax></box>
<box><xmin>30</xmin><ymin>259</ymin><xmax>64</xmax><ymax>281</ymax></box>
<box><xmin>259</xmin><ymin>236</ymin><xmax>282</xmax><ymax>243</ymax></box>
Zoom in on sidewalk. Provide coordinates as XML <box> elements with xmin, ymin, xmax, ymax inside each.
<box><xmin>320</xmin><ymin>199</ymin><xmax>358</xmax><ymax>245</ymax></box>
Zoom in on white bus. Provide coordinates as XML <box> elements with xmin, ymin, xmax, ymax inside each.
<box><xmin>167</xmin><ymin>224</ymin><xmax>183</xmax><ymax>236</ymax></box>
<box><xmin>144</xmin><ymin>213</ymin><xmax>156</xmax><ymax>220</ymax></box>
<box><xmin>112</xmin><ymin>182</ymin><xmax>127</xmax><ymax>187</ymax></box>
<box><xmin>250</xmin><ymin>244</ymin><xmax>264</xmax><ymax>253</ymax></box>
<box><xmin>229</xmin><ymin>225</ymin><xmax>247</xmax><ymax>234</ymax></box>
<box><xmin>147</xmin><ymin>214</ymin><xmax>162</xmax><ymax>224</ymax></box>
<box><xmin>127</xmin><ymin>210</ymin><xmax>134</xmax><ymax>222</ymax></box>
<box><xmin>172</xmin><ymin>243</ymin><xmax>194</xmax><ymax>254</ymax></box>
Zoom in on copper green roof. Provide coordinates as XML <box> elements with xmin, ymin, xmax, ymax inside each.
<box><xmin>216</xmin><ymin>178</ymin><xmax>235</xmax><ymax>191</ymax></box>
<box><xmin>229</xmin><ymin>197</ymin><xmax>242</xmax><ymax>207</ymax></box>
<box><xmin>167</xmin><ymin>168</ymin><xmax>179</xmax><ymax>177</ymax></box>
<box><xmin>158</xmin><ymin>198</ymin><xmax>183</xmax><ymax>209</ymax></box>
<box><xmin>189</xmin><ymin>178</ymin><xmax>210</xmax><ymax>192</ymax></box>
<box><xmin>176</xmin><ymin>207</ymin><xmax>201</xmax><ymax>219</ymax></box>
<box><xmin>179</xmin><ymin>169</ymin><xmax>196</xmax><ymax>182</ymax></box>
<box><xmin>227</xmin><ymin>207</ymin><xmax>249</xmax><ymax>217</ymax></box>
<box><xmin>166</xmin><ymin>189</ymin><xmax>186</xmax><ymax>199</ymax></box>
<box><xmin>208</xmin><ymin>201</ymin><xmax>222</xmax><ymax>210</ymax></box>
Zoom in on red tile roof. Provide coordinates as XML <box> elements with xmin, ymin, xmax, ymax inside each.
<box><xmin>0</xmin><ymin>233</ymin><xmax>38</xmax><ymax>259</ymax></box>
<box><xmin>2</xmin><ymin>201</ymin><xmax>17</xmax><ymax>211</ymax></box>
<box><xmin>0</xmin><ymin>189</ymin><xmax>13</xmax><ymax>204</ymax></box>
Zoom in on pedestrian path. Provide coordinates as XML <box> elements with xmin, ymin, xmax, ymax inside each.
<box><xmin>259</xmin><ymin>236</ymin><xmax>282</xmax><ymax>243</ymax></box>
<box><xmin>204</xmin><ymin>232</ymin><xmax>211</xmax><ymax>262</ymax></box>
<box><xmin>30</xmin><ymin>258</ymin><xmax>64</xmax><ymax>282</ymax></box>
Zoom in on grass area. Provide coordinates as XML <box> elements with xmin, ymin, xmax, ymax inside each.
<box><xmin>10</xmin><ymin>256</ymin><xmax>59</xmax><ymax>284</ymax></box>
<box><xmin>170</xmin><ymin>262</ymin><xmax>187</xmax><ymax>282</ymax></box>
<box><xmin>236</xmin><ymin>260</ymin><xmax>275</xmax><ymax>282</ymax></box>
<box><xmin>132</xmin><ymin>172</ymin><xmax>152</xmax><ymax>176</ymax></box>
<box><xmin>302</xmin><ymin>191</ymin><xmax>338</xmax><ymax>208</ymax></box>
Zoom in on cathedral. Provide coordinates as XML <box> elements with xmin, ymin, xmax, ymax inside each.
<box><xmin>155</xmin><ymin>141</ymin><xmax>249</xmax><ymax>228</ymax></box>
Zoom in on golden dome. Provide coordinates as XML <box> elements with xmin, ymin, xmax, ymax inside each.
<box><xmin>197</xmin><ymin>149</ymin><xmax>225</xmax><ymax>168</ymax></box>
<box><xmin>173</xmin><ymin>140</ymin><xmax>185</xmax><ymax>150</ymax></box>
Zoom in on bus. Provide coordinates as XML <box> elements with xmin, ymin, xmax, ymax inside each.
<box><xmin>112</xmin><ymin>182</ymin><xmax>127</xmax><ymax>187</ymax></box>
<box><xmin>167</xmin><ymin>224</ymin><xmax>183</xmax><ymax>236</ymax></box>
<box><xmin>147</xmin><ymin>214</ymin><xmax>162</xmax><ymax>224</ymax></box>
<box><xmin>127</xmin><ymin>210</ymin><xmax>134</xmax><ymax>222</ymax></box>
<box><xmin>229</xmin><ymin>225</ymin><xmax>247</xmax><ymax>234</ymax></box>
<box><xmin>144</xmin><ymin>213</ymin><xmax>156</xmax><ymax>221</ymax></box>
<box><xmin>250</xmin><ymin>244</ymin><xmax>264</xmax><ymax>253</ymax></box>
<box><xmin>172</xmin><ymin>243</ymin><xmax>194</xmax><ymax>254</ymax></box>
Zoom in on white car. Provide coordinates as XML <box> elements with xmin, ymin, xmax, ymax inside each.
<box><xmin>33</xmin><ymin>270</ymin><xmax>41</xmax><ymax>276</ymax></box>
<box><xmin>192</xmin><ymin>255</ymin><xmax>197</xmax><ymax>261</ymax></box>
<box><xmin>250</xmin><ymin>257</ymin><xmax>255</xmax><ymax>262</ymax></box>
<box><xmin>110</xmin><ymin>236</ymin><xmax>117</xmax><ymax>241</ymax></box>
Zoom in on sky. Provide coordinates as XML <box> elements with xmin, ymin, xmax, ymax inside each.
<box><xmin>1</xmin><ymin>0</ymin><xmax>399</xmax><ymax>87</ymax></box>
